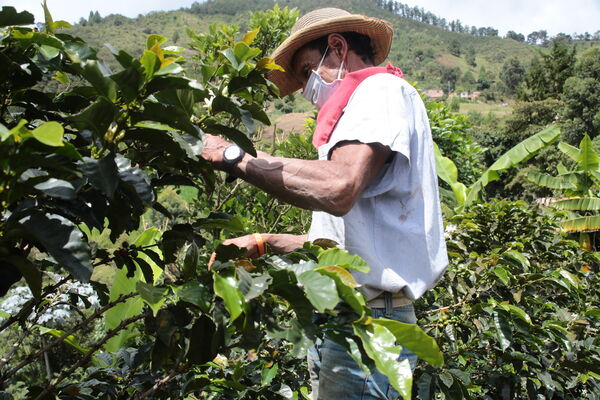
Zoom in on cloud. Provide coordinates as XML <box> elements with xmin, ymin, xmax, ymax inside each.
<box><xmin>397</xmin><ymin>0</ymin><xmax>600</xmax><ymax>36</ymax></box>
<box><xmin>5</xmin><ymin>0</ymin><xmax>600</xmax><ymax>36</ymax></box>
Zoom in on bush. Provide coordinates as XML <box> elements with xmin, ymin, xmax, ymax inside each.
<box><xmin>414</xmin><ymin>200</ymin><xmax>600</xmax><ymax>399</ymax></box>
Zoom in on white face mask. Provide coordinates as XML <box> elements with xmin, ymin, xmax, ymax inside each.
<box><xmin>302</xmin><ymin>46</ymin><xmax>345</xmax><ymax>109</ymax></box>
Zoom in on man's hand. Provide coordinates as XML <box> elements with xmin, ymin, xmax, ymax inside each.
<box><xmin>208</xmin><ymin>234</ymin><xmax>262</xmax><ymax>270</ymax></box>
<box><xmin>200</xmin><ymin>134</ymin><xmax>231</xmax><ymax>170</ymax></box>
<box><xmin>222</xmin><ymin>235</ymin><xmax>263</xmax><ymax>258</ymax></box>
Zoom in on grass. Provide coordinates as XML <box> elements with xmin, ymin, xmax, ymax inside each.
<box><xmin>459</xmin><ymin>101</ymin><xmax>513</xmax><ymax>117</ymax></box>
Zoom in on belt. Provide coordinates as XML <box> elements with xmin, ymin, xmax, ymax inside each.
<box><xmin>367</xmin><ymin>291</ymin><xmax>412</xmax><ymax>308</ymax></box>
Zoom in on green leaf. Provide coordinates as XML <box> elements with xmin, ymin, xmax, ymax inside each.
<box><xmin>558</xmin><ymin>141</ymin><xmax>580</xmax><ymax>162</ymax></box>
<box><xmin>237</xmin><ymin>267</ymin><xmax>272</xmax><ymax>301</ymax></box>
<box><xmin>353</xmin><ymin>324</ymin><xmax>413</xmax><ymax>399</ymax></box>
<box><xmin>498</xmin><ymin>303</ymin><xmax>532</xmax><ymax>324</ymax></box>
<box><xmin>175</xmin><ymin>282</ymin><xmax>212</xmax><ymax>313</ymax></box>
<box><xmin>0</xmin><ymin>6</ymin><xmax>34</xmax><ymax>27</ymax></box>
<box><xmin>492</xmin><ymin>311</ymin><xmax>512</xmax><ymax>351</ymax></box>
<box><xmin>81</xmin><ymin>60</ymin><xmax>117</xmax><ymax>102</ymax></box>
<box><xmin>317</xmin><ymin>248</ymin><xmax>370</xmax><ymax>273</ymax></box>
<box><xmin>141</xmin><ymin>50</ymin><xmax>158</xmax><ymax>80</ymax></box>
<box><xmin>317</xmin><ymin>266</ymin><xmax>366</xmax><ymax>315</ymax></box>
<box><xmin>182</xmin><ymin>242</ymin><xmax>199</xmax><ymax>280</ymax></box>
<box><xmin>155</xmin><ymin>62</ymin><xmax>183</xmax><ymax>76</ymax></box>
<box><xmin>561</xmin><ymin>215</ymin><xmax>600</xmax><ymax>233</ymax></box>
<box><xmin>552</xmin><ymin>197</ymin><xmax>600</xmax><ymax>211</ymax></box>
<box><xmin>78</xmin><ymin>154</ymin><xmax>119</xmax><ymax>198</ymax></box>
<box><xmin>6</xmin><ymin>256</ymin><xmax>42</xmax><ymax>299</ymax></box>
<box><xmin>39</xmin><ymin>44</ymin><xmax>60</xmax><ymax>60</ymax></box>
<box><xmin>30</xmin><ymin>121</ymin><xmax>64</xmax><ymax>147</ymax></box>
<box><xmin>241</xmin><ymin>103</ymin><xmax>271</xmax><ymax>126</ymax></box>
<box><xmin>256</xmin><ymin>57</ymin><xmax>285</xmax><ymax>71</ymax></box>
<box><xmin>104</xmin><ymin>267</ymin><xmax>144</xmax><ymax>352</ymax></box>
<box><xmin>33</xmin><ymin>178</ymin><xmax>77</xmax><ymax>200</ymax></box>
<box><xmin>70</xmin><ymin>97</ymin><xmax>117</xmax><ymax>139</ymax></box>
<box><xmin>50</xmin><ymin>20</ymin><xmax>71</xmax><ymax>30</ymax></box>
<box><xmin>261</xmin><ymin>362</ymin><xmax>279</xmax><ymax>386</ymax></box>
<box><xmin>38</xmin><ymin>326</ymin><xmax>89</xmax><ymax>354</ymax></box>
<box><xmin>115</xmin><ymin>154</ymin><xmax>155</xmax><ymax>205</ymax></box>
<box><xmin>41</xmin><ymin>0</ymin><xmax>55</xmax><ymax>33</ymax></box>
<box><xmin>111</xmin><ymin>67</ymin><xmax>142</xmax><ymax>103</ymax></box>
<box><xmin>466</xmin><ymin>125</ymin><xmax>560</xmax><ymax>206</ymax></box>
<box><xmin>205</xmin><ymin>124</ymin><xmax>257</xmax><ymax>157</ymax></box>
<box><xmin>213</xmin><ymin>273</ymin><xmax>245</xmax><ymax>321</ymax></box>
<box><xmin>502</xmin><ymin>250</ymin><xmax>530</xmax><ymax>270</ymax></box>
<box><xmin>492</xmin><ymin>266</ymin><xmax>511</xmax><ymax>285</ymax></box>
<box><xmin>242</xmin><ymin>28</ymin><xmax>260</xmax><ymax>45</ymax></box>
<box><xmin>188</xmin><ymin>315</ymin><xmax>217</xmax><ymax>365</ymax></box>
<box><xmin>297</xmin><ymin>271</ymin><xmax>339</xmax><ymax>312</ymax></box>
<box><xmin>577</xmin><ymin>134</ymin><xmax>599</xmax><ymax>172</ymax></box>
<box><xmin>18</xmin><ymin>211</ymin><xmax>92</xmax><ymax>282</ymax></box>
<box><xmin>146</xmin><ymin>34</ymin><xmax>167</xmax><ymax>49</ymax></box>
<box><xmin>194</xmin><ymin>212</ymin><xmax>244</xmax><ymax>232</ymax></box>
<box><xmin>372</xmin><ymin>319</ymin><xmax>444</xmax><ymax>367</ymax></box>
<box><xmin>212</xmin><ymin>95</ymin><xmax>241</xmax><ymax>118</ymax></box>
<box><xmin>136</xmin><ymin>281</ymin><xmax>167</xmax><ymax>316</ymax></box>
<box><xmin>233</xmin><ymin>42</ymin><xmax>261</xmax><ymax>64</ymax></box>
<box><xmin>53</xmin><ymin>71</ymin><xmax>70</xmax><ymax>84</ymax></box>
<box><xmin>525</xmin><ymin>171</ymin><xmax>577</xmax><ymax>190</ymax></box>
<box><xmin>221</xmin><ymin>48</ymin><xmax>240</xmax><ymax>70</ymax></box>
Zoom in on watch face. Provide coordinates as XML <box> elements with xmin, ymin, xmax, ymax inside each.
<box><xmin>224</xmin><ymin>145</ymin><xmax>243</xmax><ymax>160</ymax></box>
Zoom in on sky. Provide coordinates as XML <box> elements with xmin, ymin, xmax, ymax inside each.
<box><xmin>4</xmin><ymin>0</ymin><xmax>600</xmax><ymax>37</ymax></box>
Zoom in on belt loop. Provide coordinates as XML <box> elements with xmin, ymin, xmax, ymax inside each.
<box><xmin>384</xmin><ymin>292</ymin><xmax>393</xmax><ymax>318</ymax></box>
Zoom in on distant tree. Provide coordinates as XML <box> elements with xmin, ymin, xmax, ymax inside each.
<box><xmin>78</xmin><ymin>17</ymin><xmax>87</xmax><ymax>26</ymax></box>
<box><xmin>88</xmin><ymin>10</ymin><xmax>95</xmax><ymax>25</ymax></box>
<box><xmin>466</xmin><ymin>46</ymin><xmax>476</xmax><ymax>66</ymax></box>
<box><xmin>460</xmin><ymin>70</ymin><xmax>477</xmax><ymax>91</ymax></box>
<box><xmin>448</xmin><ymin>39</ymin><xmax>461</xmax><ymax>56</ymax></box>
<box><xmin>562</xmin><ymin>46</ymin><xmax>600</xmax><ymax>142</ymax></box>
<box><xmin>172</xmin><ymin>30</ymin><xmax>181</xmax><ymax>43</ymax></box>
<box><xmin>519</xmin><ymin>39</ymin><xmax>576</xmax><ymax>100</ymax></box>
<box><xmin>500</xmin><ymin>57</ymin><xmax>526</xmax><ymax>95</ymax></box>
<box><xmin>553</xmin><ymin>33</ymin><xmax>573</xmax><ymax>45</ymax></box>
<box><xmin>527</xmin><ymin>30</ymin><xmax>548</xmax><ymax>46</ymax></box>
<box><xmin>476</xmin><ymin>66</ymin><xmax>493</xmax><ymax>90</ymax></box>
<box><xmin>506</xmin><ymin>30</ymin><xmax>525</xmax><ymax>42</ymax></box>
<box><xmin>441</xmin><ymin>65</ymin><xmax>461</xmax><ymax>93</ymax></box>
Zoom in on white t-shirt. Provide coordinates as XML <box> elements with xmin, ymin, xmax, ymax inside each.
<box><xmin>307</xmin><ymin>73</ymin><xmax>448</xmax><ymax>301</ymax></box>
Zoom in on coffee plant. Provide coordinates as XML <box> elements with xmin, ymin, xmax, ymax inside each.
<box><xmin>0</xmin><ymin>4</ymin><xmax>442</xmax><ymax>400</ymax></box>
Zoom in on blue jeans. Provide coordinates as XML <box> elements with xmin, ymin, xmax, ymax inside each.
<box><xmin>308</xmin><ymin>304</ymin><xmax>418</xmax><ymax>400</ymax></box>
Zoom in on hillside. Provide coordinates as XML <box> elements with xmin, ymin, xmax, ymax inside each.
<box><xmin>65</xmin><ymin>0</ymin><xmax>539</xmax><ymax>92</ymax></box>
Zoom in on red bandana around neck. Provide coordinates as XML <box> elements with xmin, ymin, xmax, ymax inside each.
<box><xmin>312</xmin><ymin>62</ymin><xmax>404</xmax><ymax>148</ymax></box>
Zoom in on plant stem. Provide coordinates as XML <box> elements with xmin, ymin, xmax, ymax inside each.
<box><xmin>0</xmin><ymin>277</ymin><xmax>69</xmax><ymax>333</ymax></box>
<box><xmin>135</xmin><ymin>361</ymin><xmax>191</xmax><ymax>400</ymax></box>
<box><xmin>2</xmin><ymin>292</ymin><xmax>138</xmax><ymax>381</ymax></box>
<box><xmin>33</xmin><ymin>312</ymin><xmax>150</xmax><ymax>400</ymax></box>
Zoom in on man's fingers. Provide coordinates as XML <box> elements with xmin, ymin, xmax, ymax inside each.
<box><xmin>208</xmin><ymin>252</ymin><xmax>217</xmax><ymax>270</ymax></box>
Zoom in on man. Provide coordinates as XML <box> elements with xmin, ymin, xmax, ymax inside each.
<box><xmin>201</xmin><ymin>7</ymin><xmax>448</xmax><ymax>399</ymax></box>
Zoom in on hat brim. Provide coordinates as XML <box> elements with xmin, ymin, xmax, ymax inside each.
<box><xmin>268</xmin><ymin>15</ymin><xmax>393</xmax><ymax>97</ymax></box>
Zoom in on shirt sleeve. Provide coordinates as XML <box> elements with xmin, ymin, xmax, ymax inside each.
<box><xmin>319</xmin><ymin>74</ymin><xmax>415</xmax><ymax>197</ymax></box>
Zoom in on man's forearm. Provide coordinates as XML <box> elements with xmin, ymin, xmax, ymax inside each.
<box><xmin>235</xmin><ymin>151</ymin><xmax>353</xmax><ymax>215</ymax></box>
<box><xmin>262</xmin><ymin>233</ymin><xmax>308</xmax><ymax>254</ymax></box>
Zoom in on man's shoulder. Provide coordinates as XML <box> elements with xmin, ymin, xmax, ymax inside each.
<box><xmin>353</xmin><ymin>73</ymin><xmax>418</xmax><ymax>101</ymax></box>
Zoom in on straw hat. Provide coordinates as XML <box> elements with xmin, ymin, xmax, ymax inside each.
<box><xmin>268</xmin><ymin>8</ymin><xmax>394</xmax><ymax>97</ymax></box>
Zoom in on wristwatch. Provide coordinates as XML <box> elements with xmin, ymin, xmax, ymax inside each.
<box><xmin>222</xmin><ymin>144</ymin><xmax>245</xmax><ymax>182</ymax></box>
<box><xmin>223</xmin><ymin>144</ymin><xmax>245</xmax><ymax>168</ymax></box>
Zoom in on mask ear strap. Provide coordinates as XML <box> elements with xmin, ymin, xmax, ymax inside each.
<box><xmin>317</xmin><ymin>46</ymin><xmax>329</xmax><ymax>71</ymax></box>
<box><xmin>337</xmin><ymin>60</ymin><xmax>345</xmax><ymax>79</ymax></box>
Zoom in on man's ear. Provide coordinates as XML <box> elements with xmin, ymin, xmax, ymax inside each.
<box><xmin>327</xmin><ymin>33</ymin><xmax>348</xmax><ymax>63</ymax></box>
